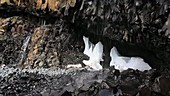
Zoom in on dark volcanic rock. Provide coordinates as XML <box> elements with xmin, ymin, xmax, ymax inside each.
<box><xmin>0</xmin><ymin>16</ymin><xmax>75</xmax><ymax>68</ymax></box>
<box><xmin>0</xmin><ymin>0</ymin><xmax>170</xmax><ymax>72</ymax></box>
<box><xmin>0</xmin><ymin>1</ymin><xmax>170</xmax><ymax>96</ymax></box>
<box><xmin>71</xmin><ymin>0</ymin><xmax>170</xmax><ymax>71</ymax></box>
<box><xmin>0</xmin><ymin>0</ymin><xmax>76</xmax><ymax>17</ymax></box>
<box><xmin>0</xmin><ymin>67</ymin><xmax>170</xmax><ymax>96</ymax></box>
<box><xmin>0</xmin><ymin>16</ymin><xmax>33</xmax><ymax>66</ymax></box>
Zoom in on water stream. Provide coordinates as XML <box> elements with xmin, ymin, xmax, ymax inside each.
<box><xmin>18</xmin><ymin>35</ymin><xmax>31</xmax><ymax>65</ymax></box>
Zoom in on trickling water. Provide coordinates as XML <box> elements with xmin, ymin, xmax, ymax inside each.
<box><xmin>18</xmin><ymin>36</ymin><xmax>31</xmax><ymax>65</ymax></box>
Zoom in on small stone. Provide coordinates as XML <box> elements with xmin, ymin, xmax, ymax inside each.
<box><xmin>39</xmin><ymin>61</ymin><xmax>44</xmax><ymax>67</ymax></box>
<box><xmin>0</xmin><ymin>45</ymin><xmax>5</xmax><ymax>52</ymax></box>
<box><xmin>98</xmin><ymin>89</ymin><xmax>113</xmax><ymax>96</ymax></box>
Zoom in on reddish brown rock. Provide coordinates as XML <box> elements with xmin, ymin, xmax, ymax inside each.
<box><xmin>0</xmin><ymin>0</ymin><xmax>76</xmax><ymax>15</ymax></box>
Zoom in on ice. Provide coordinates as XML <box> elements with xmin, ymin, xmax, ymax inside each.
<box><xmin>83</xmin><ymin>36</ymin><xmax>103</xmax><ymax>70</ymax></box>
<box><xmin>110</xmin><ymin>46</ymin><xmax>151</xmax><ymax>72</ymax></box>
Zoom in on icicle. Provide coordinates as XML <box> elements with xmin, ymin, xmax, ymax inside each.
<box><xmin>83</xmin><ymin>36</ymin><xmax>91</xmax><ymax>56</ymax></box>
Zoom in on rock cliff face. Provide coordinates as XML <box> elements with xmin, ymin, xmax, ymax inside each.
<box><xmin>0</xmin><ymin>17</ymin><xmax>33</xmax><ymax>66</ymax></box>
<box><xmin>0</xmin><ymin>0</ymin><xmax>170</xmax><ymax>96</ymax></box>
<box><xmin>0</xmin><ymin>0</ymin><xmax>76</xmax><ymax>16</ymax></box>
<box><xmin>0</xmin><ymin>16</ymin><xmax>72</xmax><ymax>68</ymax></box>
<box><xmin>0</xmin><ymin>0</ymin><xmax>170</xmax><ymax>71</ymax></box>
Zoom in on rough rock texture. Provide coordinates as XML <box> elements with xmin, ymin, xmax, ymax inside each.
<box><xmin>0</xmin><ymin>0</ymin><xmax>76</xmax><ymax>16</ymax></box>
<box><xmin>72</xmin><ymin>0</ymin><xmax>170</xmax><ymax>69</ymax></box>
<box><xmin>74</xmin><ymin>0</ymin><xmax>170</xmax><ymax>47</ymax></box>
<box><xmin>23</xmin><ymin>24</ymin><xmax>67</xmax><ymax>68</ymax></box>
<box><xmin>0</xmin><ymin>16</ymin><xmax>33</xmax><ymax>66</ymax></box>
<box><xmin>0</xmin><ymin>16</ymin><xmax>76</xmax><ymax>69</ymax></box>
<box><xmin>0</xmin><ymin>65</ymin><xmax>170</xmax><ymax>96</ymax></box>
<box><xmin>0</xmin><ymin>0</ymin><xmax>170</xmax><ymax>96</ymax></box>
<box><xmin>1</xmin><ymin>0</ymin><xmax>170</xmax><ymax>44</ymax></box>
<box><xmin>1</xmin><ymin>0</ymin><xmax>170</xmax><ymax>69</ymax></box>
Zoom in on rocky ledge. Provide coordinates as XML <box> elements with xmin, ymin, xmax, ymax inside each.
<box><xmin>0</xmin><ymin>65</ymin><xmax>170</xmax><ymax>96</ymax></box>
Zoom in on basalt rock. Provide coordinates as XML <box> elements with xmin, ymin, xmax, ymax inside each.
<box><xmin>1</xmin><ymin>1</ymin><xmax>170</xmax><ymax>96</ymax></box>
<box><xmin>1</xmin><ymin>0</ymin><xmax>170</xmax><ymax>70</ymax></box>
<box><xmin>0</xmin><ymin>16</ymin><xmax>33</xmax><ymax>66</ymax></box>
<box><xmin>0</xmin><ymin>16</ymin><xmax>74</xmax><ymax>69</ymax></box>
<box><xmin>22</xmin><ymin>25</ymin><xmax>62</xmax><ymax>68</ymax></box>
<box><xmin>74</xmin><ymin>0</ymin><xmax>170</xmax><ymax>48</ymax></box>
<box><xmin>0</xmin><ymin>0</ymin><xmax>76</xmax><ymax>17</ymax></box>
<box><xmin>1</xmin><ymin>0</ymin><xmax>170</xmax><ymax>49</ymax></box>
<box><xmin>72</xmin><ymin>0</ymin><xmax>170</xmax><ymax>71</ymax></box>
<box><xmin>0</xmin><ymin>66</ymin><xmax>170</xmax><ymax>96</ymax></box>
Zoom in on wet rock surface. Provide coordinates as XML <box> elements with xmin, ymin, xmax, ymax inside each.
<box><xmin>23</xmin><ymin>24</ymin><xmax>66</xmax><ymax>68</ymax></box>
<box><xmin>0</xmin><ymin>0</ymin><xmax>170</xmax><ymax>70</ymax></box>
<box><xmin>0</xmin><ymin>16</ymin><xmax>33</xmax><ymax>66</ymax></box>
<box><xmin>0</xmin><ymin>0</ymin><xmax>170</xmax><ymax>96</ymax></box>
<box><xmin>0</xmin><ymin>66</ymin><xmax>170</xmax><ymax>96</ymax></box>
<box><xmin>0</xmin><ymin>16</ymin><xmax>81</xmax><ymax>68</ymax></box>
<box><xmin>1</xmin><ymin>0</ymin><xmax>170</xmax><ymax>50</ymax></box>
